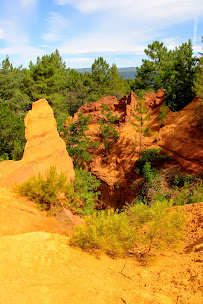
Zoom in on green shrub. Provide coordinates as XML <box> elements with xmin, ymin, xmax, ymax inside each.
<box><xmin>158</xmin><ymin>102</ymin><xmax>167</xmax><ymax>126</ymax></box>
<box><xmin>173</xmin><ymin>181</ymin><xmax>203</xmax><ymax>206</ymax></box>
<box><xmin>64</xmin><ymin>112</ymin><xmax>98</xmax><ymax>169</ymax></box>
<box><xmin>16</xmin><ymin>167</ymin><xmax>100</xmax><ymax>215</ymax></box>
<box><xmin>70</xmin><ymin>200</ymin><xmax>185</xmax><ymax>257</ymax></box>
<box><xmin>142</xmin><ymin>161</ymin><xmax>156</xmax><ymax>184</ymax></box>
<box><xmin>173</xmin><ymin>172</ymin><xmax>194</xmax><ymax>188</ymax></box>
<box><xmin>0</xmin><ymin>153</ymin><xmax>9</xmax><ymax>161</ymax></box>
<box><xmin>99</xmin><ymin>104</ymin><xmax>119</xmax><ymax>152</ymax></box>
<box><xmin>67</xmin><ymin>169</ymin><xmax>101</xmax><ymax>216</ymax></box>
<box><xmin>136</xmin><ymin>148</ymin><xmax>170</xmax><ymax>173</ymax></box>
<box><xmin>70</xmin><ymin>210</ymin><xmax>136</xmax><ymax>257</ymax></box>
<box><xmin>126</xmin><ymin>201</ymin><xmax>185</xmax><ymax>252</ymax></box>
<box><xmin>16</xmin><ymin>166</ymin><xmax>69</xmax><ymax>210</ymax></box>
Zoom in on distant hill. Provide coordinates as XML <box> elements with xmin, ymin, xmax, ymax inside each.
<box><xmin>74</xmin><ymin>67</ymin><xmax>137</xmax><ymax>80</ymax></box>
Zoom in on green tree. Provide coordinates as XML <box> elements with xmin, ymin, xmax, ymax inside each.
<box><xmin>135</xmin><ymin>40</ymin><xmax>197</xmax><ymax>111</ymax></box>
<box><xmin>108</xmin><ymin>63</ymin><xmax>125</xmax><ymax>98</ymax></box>
<box><xmin>91</xmin><ymin>57</ymin><xmax>110</xmax><ymax>92</ymax></box>
<box><xmin>22</xmin><ymin>50</ymin><xmax>69</xmax><ymax>126</ymax></box>
<box><xmin>0</xmin><ymin>56</ymin><xmax>31</xmax><ymax>117</ymax></box>
<box><xmin>0</xmin><ymin>103</ymin><xmax>25</xmax><ymax>160</ymax></box>
<box><xmin>158</xmin><ymin>102</ymin><xmax>167</xmax><ymax>126</ymax></box>
<box><xmin>193</xmin><ymin>56</ymin><xmax>203</xmax><ymax>97</ymax></box>
<box><xmin>64</xmin><ymin>113</ymin><xmax>97</xmax><ymax>168</ymax></box>
<box><xmin>131</xmin><ymin>94</ymin><xmax>150</xmax><ymax>161</ymax></box>
<box><xmin>99</xmin><ymin>104</ymin><xmax>119</xmax><ymax>153</ymax></box>
<box><xmin>85</xmin><ymin>57</ymin><xmax>125</xmax><ymax>102</ymax></box>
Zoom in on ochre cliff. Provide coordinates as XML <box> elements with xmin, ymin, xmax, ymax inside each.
<box><xmin>73</xmin><ymin>91</ymin><xmax>203</xmax><ymax>208</ymax></box>
<box><xmin>0</xmin><ymin>99</ymin><xmax>75</xmax><ymax>187</ymax></box>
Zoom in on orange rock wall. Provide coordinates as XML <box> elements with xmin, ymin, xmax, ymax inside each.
<box><xmin>73</xmin><ymin>92</ymin><xmax>203</xmax><ymax>208</ymax></box>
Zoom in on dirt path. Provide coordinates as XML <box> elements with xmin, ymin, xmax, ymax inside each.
<box><xmin>0</xmin><ymin>187</ymin><xmax>202</xmax><ymax>304</ymax></box>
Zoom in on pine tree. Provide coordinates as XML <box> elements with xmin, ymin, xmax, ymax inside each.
<box><xmin>131</xmin><ymin>94</ymin><xmax>150</xmax><ymax>161</ymax></box>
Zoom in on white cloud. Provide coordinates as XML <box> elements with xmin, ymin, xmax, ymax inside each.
<box><xmin>193</xmin><ymin>17</ymin><xmax>198</xmax><ymax>45</ymax></box>
<box><xmin>55</xmin><ymin>0</ymin><xmax>203</xmax><ymax>22</ymax></box>
<box><xmin>193</xmin><ymin>45</ymin><xmax>203</xmax><ymax>54</ymax></box>
<box><xmin>59</xmin><ymin>29</ymin><xmax>148</xmax><ymax>56</ymax></box>
<box><xmin>0</xmin><ymin>29</ymin><xmax>4</xmax><ymax>39</ymax></box>
<box><xmin>0</xmin><ymin>45</ymin><xmax>44</xmax><ymax>67</ymax></box>
<box><xmin>42</xmin><ymin>12</ymin><xmax>69</xmax><ymax>42</ymax></box>
<box><xmin>21</xmin><ymin>0</ymin><xmax>36</xmax><ymax>7</ymax></box>
<box><xmin>64</xmin><ymin>57</ymin><xmax>93</xmax><ymax>68</ymax></box>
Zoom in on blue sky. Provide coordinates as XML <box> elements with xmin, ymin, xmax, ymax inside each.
<box><xmin>0</xmin><ymin>0</ymin><xmax>202</xmax><ymax>69</ymax></box>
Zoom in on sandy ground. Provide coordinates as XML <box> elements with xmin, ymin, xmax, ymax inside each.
<box><xmin>0</xmin><ymin>187</ymin><xmax>202</xmax><ymax>304</ymax></box>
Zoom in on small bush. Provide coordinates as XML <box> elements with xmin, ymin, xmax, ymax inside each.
<box><xmin>158</xmin><ymin>102</ymin><xmax>167</xmax><ymax>126</ymax></box>
<box><xmin>16</xmin><ymin>167</ymin><xmax>100</xmax><ymax>215</ymax></box>
<box><xmin>70</xmin><ymin>210</ymin><xmax>136</xmax><ymax>257</ymax></box>
<box><xmin>173</xmin><ymin>172</ymin><xmax>194</xmax><ymax>188</ymax></box>
<box><xmin>126</xmin><ymin>201</ymin><xmax>184</xmax><ymax>252</ymax></box>
<box><xmin>67</xmin><ymin>169</ymin><xmax>101</xmax><ymax>216</ymax></box>
<box><xmin>17</xmin><ymin>166</ymin><xmax>69</xmax><ymax>209</ymax></box>
<box><xmin>70</xmin><ymin>200</ymin><xmax>185</xmax><ymax>257</ymax></box>
<box><xmin>142</xmin><ymin>161</ymin><xmax>156</xmax><ymax>184</ymax></box>
<box><xmin>136</xmin><ymin>148</ymin><xmax>170</xmax><ymax>173</ymax></box>
<box><xmin>173</xmin><ymin>181</ymin><xmax>203</xmax><ymax>206</ymax></box>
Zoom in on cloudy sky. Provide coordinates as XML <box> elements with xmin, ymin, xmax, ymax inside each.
<box><xmin>0</xmin><ymin>0</ymin><xmax>202</xmax><ymax>68</ymax></box>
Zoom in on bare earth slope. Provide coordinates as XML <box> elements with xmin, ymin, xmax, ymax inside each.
<box><xmin>0</xmin><ymin>187</ymin><xmax>202</xmax><ymax>304</ymax></box>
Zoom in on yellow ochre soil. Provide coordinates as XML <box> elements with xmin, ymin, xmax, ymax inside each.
<box><xmin>0</xmin><ymin>187</ymin><xmax>202</xmax><ymax>304</ymax></box>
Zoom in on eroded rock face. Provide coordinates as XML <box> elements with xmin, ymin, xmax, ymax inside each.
<box><xmin>159</xmin><ymin>97</ymin><xmax>203</xmax><ymax>173</ymax></box>
<box><xmin>73</xmin><ymin>92</ymin><xmax>202</xmax><ymax>208</ymax></box>
<box><xmin>0</xmin><ymin>99</ymin><xmax>75</xmax><ymax>186</ymax></box>
<box><xmin>73</xmin><ymin>95</ymin><xmax>126</xmax><ymax>124</ymax></box>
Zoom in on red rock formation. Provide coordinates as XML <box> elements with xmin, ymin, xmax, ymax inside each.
<box><xmin>158</xmin><ymin>97</ymin><xmax>203</xmax><ymax>173</ymax></box>
<box><xmin>73</xmin><ymin>95</ymin><xmax>127</xmax><ymax>123</ymax></box>
<box><xmin>73</xmin><ymin>92</ymin><xmax>203</xmax><ymax>208</ymax></box>
<box><xmin>0</xmin><ymin>99</ymin><xmax>75</xmax><ymax>187</ymax></box>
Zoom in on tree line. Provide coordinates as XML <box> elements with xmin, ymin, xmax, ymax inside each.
<box><xmin>0</xmin><ymin>39</ymin><xmax>202</xmax><ymax>161</ymax></box>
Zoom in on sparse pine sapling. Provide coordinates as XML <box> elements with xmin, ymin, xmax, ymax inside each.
<box><xmin>131</xmin><ymin>93</ymin><xmax>150</xmax><ymax>162</ymax></box>
<box><xmin>99</xmin><ymin>104</ymin><xmax>119</xmax><ymax>153</ymax></box>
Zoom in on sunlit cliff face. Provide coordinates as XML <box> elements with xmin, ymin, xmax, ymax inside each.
<box><xmin>24</xmin><ymin>99</ymin><xmax>57</xmax><ymax>141</ymax></box>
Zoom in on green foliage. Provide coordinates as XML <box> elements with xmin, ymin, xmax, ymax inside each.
<box><xmin>0</xmin><ymin>103</ymin><xmax>25</xmax><ymax>160</ymax></box>
<box><xmin>193</xmin><ymin>56</ymin><xmax>203</xmax><ymax>97</ymax></box>
<box><xmin>135</xmin><ymin>40</ymin><xmax>197</xmax><ymax>111</ymax></box>
<box><xmin>70</xmin><ymin>200</ymin><xmax>185</xmax><ymax>257</ymax></box>
<box><xmin>172</xmin><ymin>172</ymin><xmax>194</xmax><ymax>188</ymax></box>
<box><xmin>99</xmin><ymin>104</ymin><xmax>119</xmax><ymax>152</ymax></box>
<box><xmin>64</xmin><ymin>112</ymin><xmax>98</xmax><ymax>168</ymax></box>
<box><xmin>70</xmin><ymin>210</ymin><xmax>135</xmax><ymax>257</ymax></box>
<box><xmin>158</xmin><ymin>102</ymin><xmax>167</xmax><ymax>125</ymax></box>
<box><xmin>108</xmin><ymin>63</ymin><xmax>125</xmax><ymax>98</ymax></box>
<box><xmin>0</xmin><ymin>56</ymin><xmax>31</xmax><ymax>117</ymax></box>
<box><xmin>16</xmin><ymin>166</ymin><xmax>69</xmax><ymax>210</ymax></box>
<box><xmin>126</xmin><ymin>200</ymin><xmax>185</xmax><ymax>252</ymax></box>
<box><xmin>142</xmin><ymin>161</ymin><xmax>156</xmax><ymax>185</ymax></box>
<box><xmin>131</xmin><ymin>95</ymin><xmax>150</xmax><ymax>158</ymax></box>
<box><xmin>134</xmin><ymin>149</ymin><xmax>170</xmax><ymax>203</ymax></box>
<box><xmin>136</xmin><ymin>148</ymin><xmax>170</xmax><ymax>173</ymax></box>
<box><xmin>16</xmin><ymin>167</ymin><xmax>101</xmax><ymax>216</ymax></box>
<box><xmin>172</xmin><ymin>181</ymin><xmax>203</xmax><ymax>206</ymax></box>
<box><xmin>83</xmin><ymin>57</ymin><xmax>125</xmax><ymax>103</ymax></box>
<box><xmin>67</xmin><ymin>169</ymin><xmax>101</xmax><ymax>216</ymax></box>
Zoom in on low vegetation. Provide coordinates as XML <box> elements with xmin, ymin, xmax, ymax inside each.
<box><xmin>16</xmin><ymin>166</ymin><xmax>100</xmax><ymax>216</ymax></box>
<box><xmin>70</xmin><ymin>200</ymin><xmax>185</xmax><ymax>258</ymax></box>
